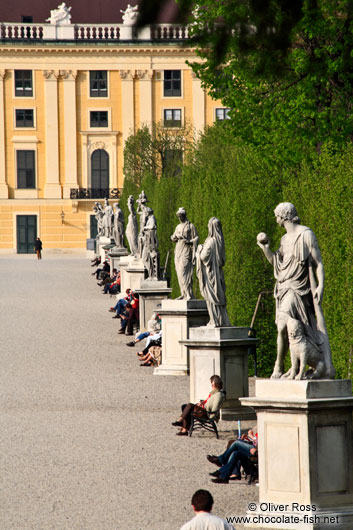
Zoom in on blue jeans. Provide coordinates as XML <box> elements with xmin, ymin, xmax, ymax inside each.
<box><xmin>136</xmin><ymin>331</ymin><xmax>150</xmax><ymax>341</ymax></box>
<box><xmin>218</xmin><ymin>440</ymin><xmax>254</xmax><ymax>479</ymax></box>
<box><xmin>114</xmin><ymin>299</ymin><xmax>128</xmax><ymax>314</ymax></box>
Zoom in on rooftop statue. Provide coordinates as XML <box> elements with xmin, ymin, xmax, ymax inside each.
<box><xmin>257</xmin><ymin>202</ymin><xmax>335</xmax><ymax>380</ymax></box>
<box><xmin>120</xmin><ymin>4</ymin><xmax>139</xmax><ymax>25</ymax></box>
<box><xmin>46</xmin><ymin>3</ymin><xmax>72</xmax><ymax>25</ymax></box>
<box><xmin>196</xmin><ymin>217</ymin><xmax>231</xmax><ymax>327</ymax></box>
<box><xmin>171</xmin><ymin>207</ymin><xmax>198</xmax><ymax>300</ymax></box>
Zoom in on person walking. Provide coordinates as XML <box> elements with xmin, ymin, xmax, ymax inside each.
<box><xmin>34</xmin><ymin>237</ymin><xmax>42</xmax><ymax>260</ymax></box>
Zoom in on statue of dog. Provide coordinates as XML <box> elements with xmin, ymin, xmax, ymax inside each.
<box><xmin>281</xmin><ymin>317</ymin><xmax>326</xmax><ymax>380</ymax></box>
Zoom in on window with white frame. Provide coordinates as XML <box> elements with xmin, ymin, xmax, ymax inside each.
<box><xmin>215</xmin><ymin>108</ymin><xmax>231</xmax><ymax>121</ymax></box>
<box><xmin>89</xmin><ymin>71</ymin><xmax>108</xmax><ymax>97</ymax></box>
<box><xmin>90</xmin><ymin>110</ymin><xmax>108</xmax><ymax>128</ymax></box>
<box><xmin>163</xmin><ymin>70</ymin><xmax>181</xmax><ymax>97</ymax></box>
<box><xmin>15</xmin><ymin>70</ymin><xmax>33</xmax><ymax>97</ymax></box>
<box><xmin>15</xmin><ymin>109</ymin><xmax>34</xmax><ymax>128</ymax></box>
<box><xmin>163</xmin><ymin>109</ymin><xmax>182</xmax><ymax>128</ymax></box>
<box><xmin>17</xmin><ymin>150</ymin><xmax>35</xmax><ymax>188</ymax></box>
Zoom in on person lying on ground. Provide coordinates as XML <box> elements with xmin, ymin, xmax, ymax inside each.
<box><xmin>207</xmin><ymin>428</ymin><xmax>258</xmax><ymax>484</ymax></box>
<box><xmin>172</xmin><ymin>375</ymin><xmax>224</xmax><ymax>436</ymax></box>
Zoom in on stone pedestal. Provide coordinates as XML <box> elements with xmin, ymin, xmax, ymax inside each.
<box><xmin>108</xmin><ymin>247</ymin><xmax>129</xmax><ymax>271</ymax></box>
<box><xmin>119</xmin><ymin>256</ymin><xmax>146</xmax><ymax>293</ymax></box>
<box><xmin>182</xmin><ymin>327</ymin><xmax>258</xmax><ymax>421</ymax></box>
<box><xmin>240</xmin><ymin>379</ymin><xmax>353</xmax><ymax>529</ymax></box>
<box><xmin>97</xmin><ymin>237</ymin><xmax>114</xmax><ymax>262</ymax></box>
<box><xmin>135</xmin><ymin>280</ymin><xmax>172</xmax><ymax>331</ymax></box>
<box><xmin>153</xmin><ymin>299</ymin><xmax>209</xmax><ymax>376</ymax></box>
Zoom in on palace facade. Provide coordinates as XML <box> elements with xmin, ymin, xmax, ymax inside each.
<box><xmin>0</xmin><ymin>4</ymin><xmax>229</xmax><ymax>253</ymax></box>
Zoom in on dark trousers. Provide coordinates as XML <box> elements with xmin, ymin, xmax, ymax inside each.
<box><xmin>181</xmin><ymin>403</ymin><xmax>207</xmax><ymax>430</ymax></box>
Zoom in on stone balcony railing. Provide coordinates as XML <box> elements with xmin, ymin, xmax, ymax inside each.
<box><xmin>0</xmin><ymin>22</ymin><xmax>189</xmax><ymax>41</ymax></box>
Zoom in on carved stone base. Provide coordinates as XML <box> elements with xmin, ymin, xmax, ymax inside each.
<box><xmin>135</xmin><ymin>280</ymin><xmax>172</xmax><ymax>331</ymax></box>
<box><xmin>153</xmin><ymin>299</ymin><xmax>209</xmax><ymax>376</ymax></box>
<box><xmin>182</xmin><ymin>326</ymin><xmax>258</xmax><ymax>421</ymax></box>
<box><xmin>97</xmin><ymin>237</ymin><xmax>114</xmax><ymax>262</ymax></box>
<box><xmin>241</xmin><ymin>380</ymin><xmax>353</xmax><ymax>529</ymax></box>
<box><xmin>119</xmin><ymin>256</ymin><xmax>146</xmax><ymax>292</ymax></box>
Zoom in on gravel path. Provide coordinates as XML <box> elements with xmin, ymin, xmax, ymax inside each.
<box><xmin>0</xmin><ymin>256</ymin><xmax>258</xmax><ymax>530</ymax></box>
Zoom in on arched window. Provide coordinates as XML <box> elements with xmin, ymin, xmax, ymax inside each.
<box><xmin>91</xmin><ymin>149</ymin><xmax>109</xmax><ymax>195</ymax></box>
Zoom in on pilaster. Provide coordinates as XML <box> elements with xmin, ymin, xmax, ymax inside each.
<box><xmin>120</xmin><ymin>70</ymin><xmax>135</xmax><ymax>145</ymax></box>
<box><xmin>61</xmin><ymin>70</ymin><xmax>78</xmax><ymax>199</ymax></box>
<box><xmin>191</xmin><ymin>71</ymin><xmax>205</xmax><ymax>134</ymax></box>
<box><xmin>0</xmin><ymin>70</ymin><xmax>8</xmax><ymax>198</ymax></box>
<box><xmin>136</xmin><ymin>70</ymin><xmax>153</xmax><ymax>129</ymax></box>
<box><xmin>43</xmin><ymin>69</ymin><xmax>62</xmax><ymax>198</ymax></box>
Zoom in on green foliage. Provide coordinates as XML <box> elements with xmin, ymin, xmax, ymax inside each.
<box><xmin>188</xmin><ymin>0</ymin><xmax>353</xmax><ymax>163</ymax></box>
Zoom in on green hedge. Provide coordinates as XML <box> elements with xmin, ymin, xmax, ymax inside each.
<box><xmin>120</xmin><ymin>125</ymin><xmax>353</xmax><ymax>379</ymax></box>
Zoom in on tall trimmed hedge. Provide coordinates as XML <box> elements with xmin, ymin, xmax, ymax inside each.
<box><xmin>120</xmin><ymin>125</ymin><xmax>353</xmax><ymax>379</ymax></box>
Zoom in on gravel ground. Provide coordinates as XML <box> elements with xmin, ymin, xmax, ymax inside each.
<box><xmin>0</xmin><ymin>256</ymin><xmax>259</xmax><ymax>530</ymax></box>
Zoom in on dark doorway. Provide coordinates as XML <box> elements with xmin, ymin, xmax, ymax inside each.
<box><xmin>17</xmin><ymin>215</ymin><xmax>37</xmax><ymax>254</ymax></box>
<box><xmin>91</xmin><ymin>149</ymin><xmax>109</xmax><ymax>197</ymax></box>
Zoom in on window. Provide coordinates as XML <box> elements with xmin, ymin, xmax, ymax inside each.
<box><xmin>215</xmin><ymin>108</ymin><xmax>231</xmax><ymax>121</ymax></box>
<box><xmin>90</xmin><ymin>71</ymin><xmax>108</xmax><ymax>97</ymax></box>
<box><xmin>163</xmin><ymin>149</ymin><xmax>183</xmax><ymax>177</ymax></box>
<box><xmin>15</xmin><ymin>70</ymin><xmax>33</xmax><ymax>97</ymax></box>
<box><xmin>17</xmin><ymin>150</ymin><xmax>35</xmax><ymax>189</ymax></box>
<box><xmin>21</xmin><ymin>16</ymin><xmax>33</xmax><ymax>23</ymax></box>
<box><xmin>15</xmin><ymin>109</ymin><xmax>34</xmax><ymax>128</ymax></box>
<box><xmin>164</xmin><ymin>70</ymin><xmax>181</xmax><ymax>97</ymax></box>
<box><xmin>90</xmin><ymin>111</ymin><xmax>108</xmax><ymax>128</ymax></box>
<box><xmin>163</xmin><ymin>109</ymin><xmax>182</xmax><ymax>128</ymax></box>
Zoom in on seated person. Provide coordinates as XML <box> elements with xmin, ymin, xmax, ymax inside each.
<box><xmin>92</xmin><ymin>260</ymin><xmax>110</xmax><ymax>280</ymax></box>
<box><xmin>172</xmin><ymin>375</ymin><xmax>224</xmax><ymax>436</ymax></box>
<box><xmin>207</xmin><ymin>428</ymin><xmax>258</xmax><ymax>484</ymax></box>
<box><xmin>126</xmin><ymin>311</ymin><xmax>161</xmax><ymax>346</ymax></box>
<box><xmin>102</xmin><ymin>271</ymin><xmax>121</xmax><ymax>294</ymax></box>
<box><xmin>125</xmin><ymin>293</ymin><xmax>139</xmax><ymax>335</ymax></box>
<box><xmin>91</xmin><ymin>256</ymin><xmax>101</xmax><ymax>267</ymax></box>
<box><xmin>109</xmin><ymin>289</ymin><xmax>133</xmax><ymax>318</ymax></box>
<box><xmin>118</xmin><ymin>303</ymin><xmax>132</xmax><ymax>334</ymax></box>
<box><xmin>138</xmin><ymin>330</ymin><xmax>162</xmax><ymax>366</ymax></box>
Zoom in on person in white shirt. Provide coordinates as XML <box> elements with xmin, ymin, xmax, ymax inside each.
<box><xmin>180</xmin><ymin>489</ymin><xmax>236</xmax><ymax>530</ymax></box>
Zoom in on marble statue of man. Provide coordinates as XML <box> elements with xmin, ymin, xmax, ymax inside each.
<box><xmin>46</xmin><ymin>3</ymin><xmax>72</xmax><ymax>25</ymax></box>
<box><xmin>103</xmin><ymin>198</ymin><xmax>114</xmax><ymax>239</ymax></box>
<box><xmin>257</xmin><ymin>202</ymin><xmax>335</xmax><ymax>380</ymax></box>
<box><xmin>196</xmin><ymin>217</ymin><xmax>231</xmax><ymax>327</ymax></box>
<box><xmin>171</xmin><ymin>207</ymin><xmax>198</xmax><ymax>300</ymax></box>
<box><xmin>126</xmin><ymin>195</ymin><xmax>139</xmax><ymax>257</ymax></box>
<box><xmin>113</xmin><ymin>201</ymin><xmax>125</xmax><ymax>249</ymax></box>
<box><xmin>142</xmin><ymin>207</ymin><xmax>159</xmax><ymax>280</ymax></box>
<box><xmin>136</xmin><ymin>190</ymin><xmax>149</xmax><ymax>258</ymax></box>
<box><xmin>120</xmin><ymin>4</ymin><xmax>139</xmax><ymax>25</ymax></box>
<box><xmin>93</xmin><ymin>202</ymin><xmax>104</xmax><ymax>237</ymax></box>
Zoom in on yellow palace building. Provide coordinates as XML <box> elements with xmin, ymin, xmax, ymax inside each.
<box><xmin>0</xmin><ymin>2</ymin><xmax>229</xmax><ymax>254</ymax></box>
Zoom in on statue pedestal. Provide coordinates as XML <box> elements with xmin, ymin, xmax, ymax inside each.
<box><xmin>153</xmin><ymin>299</ymin><xmax>209</xmax><ymax>376</ymax></box>
<box><xmin>241</xmin><ymin>380</ymin><xmax>353</xmax><ymax>529</ymax></box>
<box><xmin>135</xmin><ymin>280</ymin><xmax>172</xmax><ymax>331</ymax></box>
<box><xmin>97</xmin><ymin>237</ymin><xmax>114</xmax><ymax>262</ymax></box>
<box><xmin>108</xmin><ymin>247</ymin><xmax>129</xmax><ymax>271</ymax></box>
<box><xmin>119</xmin><ymin>256</ymin><xmax>146</xmax><ymax>293</ymax></box>
<box><xmin>182</xmin><ymin>327</ymin><xmax>258</xmax><ymax>421</ymax></box>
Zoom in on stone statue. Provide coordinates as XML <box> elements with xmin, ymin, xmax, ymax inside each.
<box><xmin>113</xmin><ymin>201</ymin><xmax>125</xmax><ymax>249</ymax></box>
<box><xmin>257</xmin><ymin>202</ymin><xmax>335</xmax><ymax>380</ymax></box>
<box><xmin>126</xmin><ymin>195</ymin><xmax>139</xmax><ymax>257</ymax></box>
<box><xmin>136</xmin><ymin>190</ymin><xmax>149</xmax><ymax>258</ymax></box>
<box><xmin>103</xmin><ymin>198</ymin><xmax>114</xmax><ymax>239</ymax></box>
<box><xmin>196</xmin><ymin>217</ymin><xmax>231</xmax><ymax>327</ymax></box>
<box><xmin>46</xmin><ymin>3</ymin><xmax>72</xmax><ymax>25</ymax></box>
<box><xmin>142</xmin><ymin>207</ymin><xmax>159</xmax><ymax>280</ymax></box>
<box><xmin>93</xmin><ymin>202</ymin><xmax>104</xmax><ymax>237</ymax></box>
<box><xmin>120</xmin><ymin>4</ymin><xmax>139</xmax><ymax>25</ymax></box>
<box><xmin>171</xmin><ymin>207</ymin><xmax>198</xmax><ymax>300</ymax></box>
